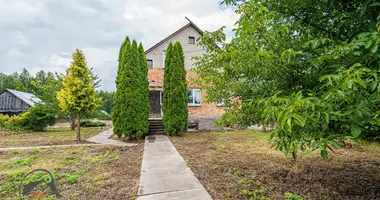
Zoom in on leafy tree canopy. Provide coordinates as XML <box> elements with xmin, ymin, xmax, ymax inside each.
<box><xmin>195</xmin><ymin>0</ymin><xmax>380</xmax><ymax>159</ymax></box>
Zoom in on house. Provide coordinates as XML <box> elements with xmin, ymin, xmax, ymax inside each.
<box><xmin>0</xmin><ymin>89</ymin><xmax>42</xmax><ymax>115</ymax></box>
<box><xmin>146</xmin><ymin>18</ymin><xmax>224</xmax><ymax>130</ymax></box>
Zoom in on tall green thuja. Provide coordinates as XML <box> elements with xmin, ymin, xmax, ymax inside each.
<box><xmin>163</xmin><ymin>42</ymin><xmax>188</xmax><ymax>135</ymax></box>
<box><xmin>163</xmin><ymin>42</ymin><xmax>174</xmax><ymax>131</ymax></box>
<box><xmin>175</xmin><ymin>42</ymin><xmax>188</xmax><ymax>132</ymax></box>
<box><xmin>112</xmin><ymin>37</ymin><xmax>130</xmax><ymax>137</ymax></box>
<box><xmin>136</xmin><ymin>43</ymin><xmax>150</xmax><ymax>137</ymax></box>
<box><xmin>123</xmin><ymin>40</ymin><xmax>146</xmax><ymax>139</ymax></box>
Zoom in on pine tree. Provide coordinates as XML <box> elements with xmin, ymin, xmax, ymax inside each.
<box><xmin>112</xmin><ymin>37</ymin><xmax>130</xmax><ymax>137</ymax></box>
<box><xmin>162</xmin><ymin>42</ymin><xmax>188</xmax><ymax>135</ymax></box>
<box><xmin>57</xmin><ymin>49</ymin><xmax>101</xmax><ymax>142</ymax></box>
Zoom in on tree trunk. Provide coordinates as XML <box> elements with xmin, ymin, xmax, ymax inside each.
<box><xmin>77</xmin><ymin>113</ymin><xmax>81</xmax><ymax>143</ymax></box>
<box><xmin>70</xmin><ymin>118</ymin><xmax>75</xmax><ymax>131</ymax></box>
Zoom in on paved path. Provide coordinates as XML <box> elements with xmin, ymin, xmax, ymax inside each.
<box><xmin>137</xmin><ymin>135</ymin><xmax>212</xmax><ymax>200</ymax></box>
<box><xmin>86</xmin><ymin>129</ymin><xmax>136</xmax><ymax>146</ymax></box>
<box><xmin>0</xmin><ymin>129</ymin><xmax>136</xmax><ymax>151</ymax></box>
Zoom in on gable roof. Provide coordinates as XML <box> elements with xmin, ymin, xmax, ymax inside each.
<box><xmin>3</xmin><ymin>89</ymin><xmax>43</xmax><ymax>107</ymax></box>
<box><xmin>145</xmin><ymin>17</ymin><xmax>204</xmax><ymax>54</ymax></box>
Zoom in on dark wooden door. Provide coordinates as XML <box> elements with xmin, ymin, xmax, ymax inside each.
<box><xmin>149</xmin><ymin>91</ymin><xmax>161</xmax><ymax>115</ymax></box>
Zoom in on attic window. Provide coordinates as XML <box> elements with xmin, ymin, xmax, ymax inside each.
<box><xmin>188</xmin><ymin>36</ymin><xmax>195</xmax><ymax>44</ymax></box>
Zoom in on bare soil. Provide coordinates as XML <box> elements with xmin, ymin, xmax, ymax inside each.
<box><xmin>170</xmin><ymin>131</ymin><xmax>380</xmax><ymax>200</ymax></box>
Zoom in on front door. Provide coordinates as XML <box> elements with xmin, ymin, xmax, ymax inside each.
<box><xmin>149</xmin><ymin>91</ymin><xmax>161</xmax><ymax>116</ymax></box>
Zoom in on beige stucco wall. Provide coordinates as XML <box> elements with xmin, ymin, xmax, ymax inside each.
<box><xmin>145</xmin><ymin>25</ymin><xmax>206</xmax><ymax>69</ymax></box>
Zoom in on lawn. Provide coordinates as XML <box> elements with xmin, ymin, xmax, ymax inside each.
<box><xmin>0</xmin><ymin>126</ymin><xmax>111</xmax><ymax>148</ymax></box>
<box><xmin>170</xmin><ymin>131</ymin><xmax>380</xmax><ymax>200</ymax></box>
<box><xmin>0</xmin><ymin>145</ymin><xmax>143</xmax><ymax>199</ymax></box>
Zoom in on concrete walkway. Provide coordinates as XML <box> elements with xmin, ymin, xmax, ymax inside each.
<box><xmin>137</xmin><ymin>135</ymin><xmax>212</xmax><ymax>200</ymax></box>
<box><xmin>0</xmin><ymin>129</ymin><xmax>136</xmax><ymax>151</ymax></box>
<box><xmin>86</xmin><ymin>129</ymin><xmax>136</xmax><ymax>146</ymax></box>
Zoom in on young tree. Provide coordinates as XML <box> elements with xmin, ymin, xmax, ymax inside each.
<box><xmin>163</xmin><ymin>42</ymin><xmax>188</xmax><ymax>135</ymax></box>
<box><xmin>137</xmin><ymin>43</ymin><xmax>150</xmax><ymax>135</ymax></box>
<box><xmin>57</xmin><ymin>49</ymin><xmax>101</xmax><ymax>142</ymax></box>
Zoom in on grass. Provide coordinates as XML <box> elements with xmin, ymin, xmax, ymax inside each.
<box><xmin>0</xmin><ymin>126</ymin><xmax>111</xmax><ymax>148</ymax></box>
<box><xmin>170</xmin><ymin>130</ymin><xmax>380</xmax><ymax>200</ymax></box>
<box><xmin>0</xmin><ymin>145</ymin><xmax>143</xmax><ymax>199</ymax></box>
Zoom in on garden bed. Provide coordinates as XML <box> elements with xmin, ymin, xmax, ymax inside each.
<box><xmin>0</xmin><ymin>126</ymin><xmax>111</xmax><ymax>148</ymax></box>
<box><xmin>170</xmin><ymin>131</ymin><xmax>380</xmax><ymax>200</ymax></box>
<box><xmin>0</xmin><ymin>145</ymin><xmax>143</xmax><ymax>199</ymax></box>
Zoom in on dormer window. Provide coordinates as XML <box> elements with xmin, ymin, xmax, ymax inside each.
<box><xmin>188</xmin><ymin>36</ymin><xmax>195</xmax><ymax>44</ymax></box>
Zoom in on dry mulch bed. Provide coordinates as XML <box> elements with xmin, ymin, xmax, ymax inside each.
<box><xmin>0</xmin><ymin>145</ymin><xmax>143</xmax><ymax>199</ymax></box>
<box><xmin>170</xmin><ymin>131</ymin><xmax>380</xmax><ymax>200</ymax></box>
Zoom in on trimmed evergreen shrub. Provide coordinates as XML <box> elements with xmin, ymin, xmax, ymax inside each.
<box><xmin>112</xmin><ymin>37</ymin><xmax>149</xmax><ymax>139</ymax></box>
<box><xmin>80</xmin><ymin>120</ymin><xmax>106</xmax><ymax>127</ymax></box>
<box><xmin>162</xmin><ymin>42</ymin><xmax>188</xmax><ymax>136</ymax></box>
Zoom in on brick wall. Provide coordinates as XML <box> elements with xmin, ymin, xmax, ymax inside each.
<box><xmin>148</xmin><ymin>69</ymin><xmax>225</xmax><ymax>119</ymax></box>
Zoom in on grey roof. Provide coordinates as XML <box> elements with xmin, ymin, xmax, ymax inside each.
<box><xmin>5</xmin><ymin>89</ymin><xmax>43</xmax><ymax>107</ymax></box>
<box><xmin>145</xmin><ymin>17</ymin><xmax>204</xmax><ymax>54</ymax></box>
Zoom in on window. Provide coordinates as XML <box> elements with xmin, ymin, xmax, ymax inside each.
<box><xmin>160</xmin><ymin>92</ymin><xmax>163</xmax><ymax>104</ymax></box>
<box><xmin>188</xmin><ymin>36</ymin><xmax>195</xmax><ymax>44</ymax></box>
<box><xmin>188</xmin><ymin>88</ymin><xmax>201</xmax><ymax>105</ymax></box>
<box><xmin>147</xmin><ymin>59</ymin><xmax>153</xmax><ymax>68</ymax></box>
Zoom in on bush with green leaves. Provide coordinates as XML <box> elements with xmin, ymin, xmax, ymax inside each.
<box><xmin>80</xmin><ymin>120</ymin><xmax>106</xmax><ymax>127</ymax></box>
<box><xmin>162</xmin><ymin>42</ymin><xmax>188</xmax><ymax>135</ymax></box>
<box><xmin>4</xmin><ymin>112</ymin><xmax>29</xmax><ymax>131</ymax></box>
<box><xmin>0</xmin><ymin>114</ymin><xmax>9</xmax><ymax>128</ymax></box>
<box><xmin>195</xmin><ymin>0</ymin><xmax>380</xmax><ymax>159</ymax></box>
<box><xmin>24</xmin><ymin>104</ymin><xmax>57</xmax><ymax>131</ymax></box>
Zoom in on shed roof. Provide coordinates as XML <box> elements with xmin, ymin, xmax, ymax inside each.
<box><xmin>4</xmin><ymin>89</ymin><xmax>43</xmax><ymax>107</ymax></box>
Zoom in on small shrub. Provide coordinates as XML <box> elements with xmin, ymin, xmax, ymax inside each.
<box><xmin>25</xmin><ymin>104</ymin><xmax>57</xmax><ymax>131</ymax></box>
<box><xmin>80</xmin><ymin>120</ymin><xmax>106</xmax><ymax>127</ymax></box>
<box><xmin>5</xmin><ymin>113</ymin><xmax>29</xmax><ymax>131</ymax></box>
<box><xmin>0</xmin><ymin>114</ymin><xmax>10</xmax><ymax>128</ymax></box>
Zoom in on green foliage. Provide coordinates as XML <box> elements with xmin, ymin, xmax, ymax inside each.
<box><xmin>57</xmin><ymin>49</ymin><xmax>101</xmax><ymax>142</ymax></box>
<box><xmin>80</xmin><ymin>120</ymin><xmax>106</xmax><ymax>127</ymax></box>
<box><xmin>284</xmin><ymin>192</ymin><xmax>304</xmax><ymax>200</ymax></box>
<box><xmin>11</xmin><ymin>155</ymin><xmax>39</xmax><ymax>168</ymax></box>
<box><xmin>4</xmin><ymin>112</ymin><xmax>29</xmax><ymax>131</ymax></box>
<box><xmin>24</xmin><ymin>104</ymin><xmax>57</xmax><ymax>131</ymax></box>
<box><xmin>195</xmin><ymin>0</ymin><xmax>380</xmax><ymax>159</ymax></box>
<box><xmin>0</xmin><ymin>114</ymin><xmax>10</xmax><ymax>128</ymax></box>
<box><xmin>96</xmin><ymin>90</ymin><xmax>115</xmax><ymax>115</ymax></box>
<box><xmin>162</xmin><ymin>42</ymin><xmax>188</xmax><ymax>135</ymax></box>
<box><xmin>111</xmin><ymin>37</ymin><xmax>149</xmax><ymax>139</ymax></box>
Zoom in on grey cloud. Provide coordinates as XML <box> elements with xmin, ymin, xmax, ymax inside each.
<box><xmin>0</xmin><ymin>0</ymin><xmax>238</xmax><ymax>91</ymax></box>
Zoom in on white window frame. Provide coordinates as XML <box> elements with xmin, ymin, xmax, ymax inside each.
<box><xmin>188</xmin><ymin>88</ymin><xmax>201</xmax><ymax>106</ymax></box>
<box><xmin>216</xmin><ymin>98</ymin><xmax>226</xmax><ymax>107</ymax></box>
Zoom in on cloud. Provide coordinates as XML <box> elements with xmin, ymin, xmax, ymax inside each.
<box><xmin>0</xmin><ymin>0</ymin><xmax>238</xmax><ymax>91</ymax></box>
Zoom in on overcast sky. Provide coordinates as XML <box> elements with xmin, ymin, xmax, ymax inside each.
<box><xmin>0</xmin><ymin>0</ymin><xmax>238</xmax><ymax>91</ymax></box>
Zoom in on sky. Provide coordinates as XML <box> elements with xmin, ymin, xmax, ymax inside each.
<box><xmin>0</xmin><ymin>0</ymin><xmax>239</xmax><ymax>91</ymax></box>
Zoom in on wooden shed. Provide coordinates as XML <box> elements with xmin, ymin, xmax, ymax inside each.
<box><xmin>0</xmin><ymin>89</ymin><xmax>42</xmax><ymax>115</ymax></box>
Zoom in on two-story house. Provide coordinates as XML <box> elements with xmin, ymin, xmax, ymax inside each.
<box><xmin>145</xmin><ymin>18</ymin><xmax>224</xmax><ymax>130</ymax></box>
